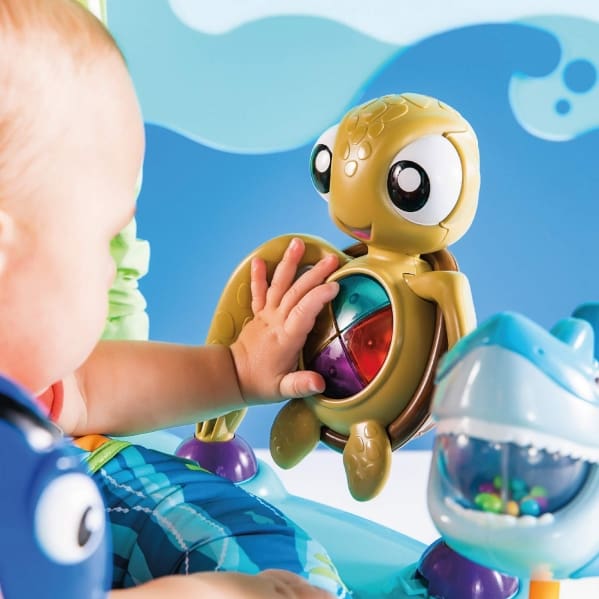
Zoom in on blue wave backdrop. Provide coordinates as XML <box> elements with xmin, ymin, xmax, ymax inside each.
<box><xmin>107</xmin><ymin>2</ymin><xmax>599</xmax><ymax>449</ymax></box>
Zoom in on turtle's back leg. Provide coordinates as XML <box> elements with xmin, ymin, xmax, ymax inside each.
<box><xmin>343</xmin><ymin>420</ymin><xmax>392</xmax><ymax>501</ymax></box>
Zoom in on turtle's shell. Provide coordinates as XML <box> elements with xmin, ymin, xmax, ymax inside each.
<box><xmin>306</xmin><ymin>243</ymin><xmax>458</xmax><ymax>453</ymax></box>
<box><xmin>303</xmin><ymin>274</ymin><xmax>392</xmax><ymax>399</ymax></box>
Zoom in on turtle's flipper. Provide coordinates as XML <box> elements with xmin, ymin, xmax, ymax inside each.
<box><xmin>343</xmin><ymin>420</ymin><xmax>392</xmax><ymax>501</ymax></box>
<box><xmin>270</xmin><ymin>399</ymin><xmax>321</xmax><ymax>468</ymax></box>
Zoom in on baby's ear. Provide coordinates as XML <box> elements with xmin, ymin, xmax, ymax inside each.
<box><xmin>0</xmin><ymin>209</ymin><xmax>15</xmax><ymax>277</ymax></box>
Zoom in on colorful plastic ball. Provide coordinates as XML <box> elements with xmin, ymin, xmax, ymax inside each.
<box><xmin>505</xmin><ymin>500</ymin><xmax>520</xmax><ymax>516</ymax></box>
<box><xmin>520</xmin><ymin>498</ymin><xmax>542</xmax><ymax>517</ymax></box>
<box><xmin>475</xmin><ymin>493</ymin><xmax>504</xmax><ymax>513</ymax></box>
<box><xmin>478</xmin><ymin>482</ymin><xmax>496</xmax><ymax>494</ymax></box>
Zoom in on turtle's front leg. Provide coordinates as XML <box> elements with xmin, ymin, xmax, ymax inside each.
<box><xmin>405</xmin><ymin>270</ymin><xmax>476</xmax><ymax>347</ymax></box>
<box><xmin>343</xmin><ymin>420</ymin><xmax>392</xmax><ymax>501</ymax></box>
<box><xmin>270</xmin><ymin>399</ymin><xmax>321</xmax><ymax>468</ymax></box>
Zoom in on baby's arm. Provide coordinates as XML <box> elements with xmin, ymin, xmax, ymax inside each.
<box><xmin>60</xmin><ymin>238</ymin><xmax>339</xmax><ymax>436</ymax></box>
<box><xmin>110</xmin><ymin>570</ymin><xmax>334</xmax><ymax>599</ymax></box>
<box><xmin>60</xmin><ymin>341</ymin><xmax>245</xmax><ymax>435</ymax></box>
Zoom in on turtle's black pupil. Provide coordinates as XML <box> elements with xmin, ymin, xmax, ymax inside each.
<box><xmin>78</xmin><ymin>506</ymin><xmax>94</xmax><ymax>547</ymax></box>
<box><xmin>387</xmin><ymin>160</ymin><xmax>430</xmax><ymax>212</ymax></box>
<box><xmin>310</xmin><ymin>143</ymin><xmax>332</xmax><ymax>194</ymax></box>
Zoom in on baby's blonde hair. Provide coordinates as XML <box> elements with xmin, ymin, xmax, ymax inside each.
<box><xmin>0</xmin><ymin>0</ymin><xmax>123</xmax><ymax>201</ymax></box>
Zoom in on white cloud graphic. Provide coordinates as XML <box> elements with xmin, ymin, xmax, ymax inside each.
<box><xmin>169</xmin><ymin>0</ymin><xmax>599</xmax><ymax>44</ymax></box>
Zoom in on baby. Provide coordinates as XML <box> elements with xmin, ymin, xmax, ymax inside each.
<box><xmin>0</xmin><ymin>1</ymin><xmax>347</xmax><ymax>597</ymax></box>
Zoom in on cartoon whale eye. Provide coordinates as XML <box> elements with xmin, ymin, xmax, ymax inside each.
<box><xmin>310</xmin><ymin>124</ymin><xmax>339</xmax><ymax>201</ymax></box>
<box><xmin>387</xmin><ymin>134</ymin><xmax>462</xmax><ymax>225</ymax></box>
<box><xmin>35</xmin><ymin>472</ymin><xmax>105</xmax><ymax>564</ymax></box>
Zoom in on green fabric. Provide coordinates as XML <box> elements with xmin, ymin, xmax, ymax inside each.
<box><xmin>74</xmin><ymin>1</ymin><xmax>150</xmax><ymax>342</ymax></box>
<box><xmin>74</xmin><ymin>0</ymin><xmax>107</xmax><ymax>23</ymax></box>
<box><xmin>85</xmin><ymin>438</ymin><xmax>132</xmax><ymax>473</ymax></box>
<box><xmin>102</xmin><ymin>217</ymin><xmax>151</xmax><ymax>341</ymax></box>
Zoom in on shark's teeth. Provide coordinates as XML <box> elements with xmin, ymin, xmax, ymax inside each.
<box><xmin>436</xmin><ymin>418</ymin><xmax>599</xmax><ymax>464</ymax></box>
<box><xmin>445</xmin><ymin>497</ymin><xmax>556</xmax><ymax>527</ymax></box>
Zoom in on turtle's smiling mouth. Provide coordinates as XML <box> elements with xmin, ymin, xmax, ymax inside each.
<box><xmin>337</xmin><ymin>218</ymin><xmax>372</xmax><ymax>240</ymax></box>
<box><xmin>351</xmin><ymin>226</ymin><xmax>372</xmax><ymax>240</ymax></box>
<box><xmin>433</xmin><ymin>426</ymin><xmax>593</xmax><ymax>527</ymax></box>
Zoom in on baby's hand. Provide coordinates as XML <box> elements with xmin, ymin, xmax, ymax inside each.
<box><xmin>110</xmin><ymin>569</ymin><xmax>336</xmax><ymax>598</ymax></box>
<box><xmin>198</xmin><ymin>570</ymin><xmax>336</xmax><ymax>598</ymax></box>
<box><xmin>231</xmin><ymin>237</ymin><xmax>339</xmax><ymax>404</ymax></box>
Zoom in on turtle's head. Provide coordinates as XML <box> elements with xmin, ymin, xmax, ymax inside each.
<box><xmin>309</xmin><ymin>93</ymin><xmax>480</xmax><ymax>255</ymax></box>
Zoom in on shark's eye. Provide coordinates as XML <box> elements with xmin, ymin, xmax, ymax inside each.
<box><xmin>310</xmin><ymin>124</ymin><xmax>339</xmax><ymax>201</ymax></box>
<box><xmin>35</xmin><ymin>472</ymin><xmax>105</xmax><ymax>564</ymax></box>
<box><xmin>387</xmin><ymin>134</ymin><xmax>462</xmax><ymax>226</ymax></box>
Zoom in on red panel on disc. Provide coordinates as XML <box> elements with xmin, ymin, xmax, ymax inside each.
<box><xmin>343</xmin><ymin>306</ymin><xmax>393</xmax><ymax>383</ymax></box>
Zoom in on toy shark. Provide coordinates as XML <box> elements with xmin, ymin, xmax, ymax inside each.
<box><xmin>427</xmin><ymin>308</ymin><xmax>599</xmax><ymax>584</ymax></box>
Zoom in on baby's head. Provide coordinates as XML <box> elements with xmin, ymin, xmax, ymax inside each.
<box><xmin>0</xmin><ymin>0</ymin><xmax>144</xmax><ymax>393</ymax></box>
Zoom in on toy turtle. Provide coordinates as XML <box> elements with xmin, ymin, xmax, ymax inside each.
<box><xmin>191</xmin><ymin>93</ymin><xmax>480</xmax><ymax>501</ymax></box>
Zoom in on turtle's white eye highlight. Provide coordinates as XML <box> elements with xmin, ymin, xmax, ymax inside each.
<box><xmin>310</xmin><ymin>124</ymin><xmax>339</xmax><ymax>201</ymax></box>
<box><xmin>386</xmin><ymin>135</ymin><xmax>463</xmax><ymax>225</ymax></box>
<box><xmin>35</xmin><ymin>472</ymin><xmax>105</xmax><ymax>564</ymax></box>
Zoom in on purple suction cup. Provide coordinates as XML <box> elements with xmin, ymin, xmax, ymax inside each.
<box><xmin>417</xmin><ymin>539</ymin><xmax>519</xmax><ymax>599</ymax></box>
<box><xmin>176</xmin><ymin>435</ymin><xmax>258</xmax><ymax>483</ymax></box>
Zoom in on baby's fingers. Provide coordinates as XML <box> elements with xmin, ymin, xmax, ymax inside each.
<box><xmin>250</xmin><ymin>257</ymin><xmax>268</xmax><ymax>314</ymax></box>
<box><xmin>284</xmin><ymin>281</ymin><xmax>339</xmax><ymax>340</ymax></box>
<box><xmin>266</xmin><ymin>238</ymin><xmax>305</xmax><ymax>308</ymax></box>
<box><xmin>258</xmin><ymin>570</ymin><xmax>335</xmax><ymax>598</ymax></box>
<box><xmin>279</xmin><ymin>253</ymin><xmax>339</xmax><ymax>317</ymax></box>
<box><xmin>279</xmin><ymin>370</ymin><xmax>326</xmax><ymax>399</ymax></box>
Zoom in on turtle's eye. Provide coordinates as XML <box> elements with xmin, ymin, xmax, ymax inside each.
<box><xmin>387</xmin><ymin>134</ymin><xmax>462</xmax><ymax>225</ymax></box>
<box><xmin>35</xmin><ymin>472</ymin><xmax>105</xmax><ymax>564</ymax></box>
<box><xmin>310</xmin><ymin>124</ymin><xmax>339</xmax><ymax>201</ymax></box>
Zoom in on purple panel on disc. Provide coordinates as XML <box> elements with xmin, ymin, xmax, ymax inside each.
<box><xmin>308</xmin><ymin>336</ymin><xmax>364</xmax><ymax>399</ymax></box>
